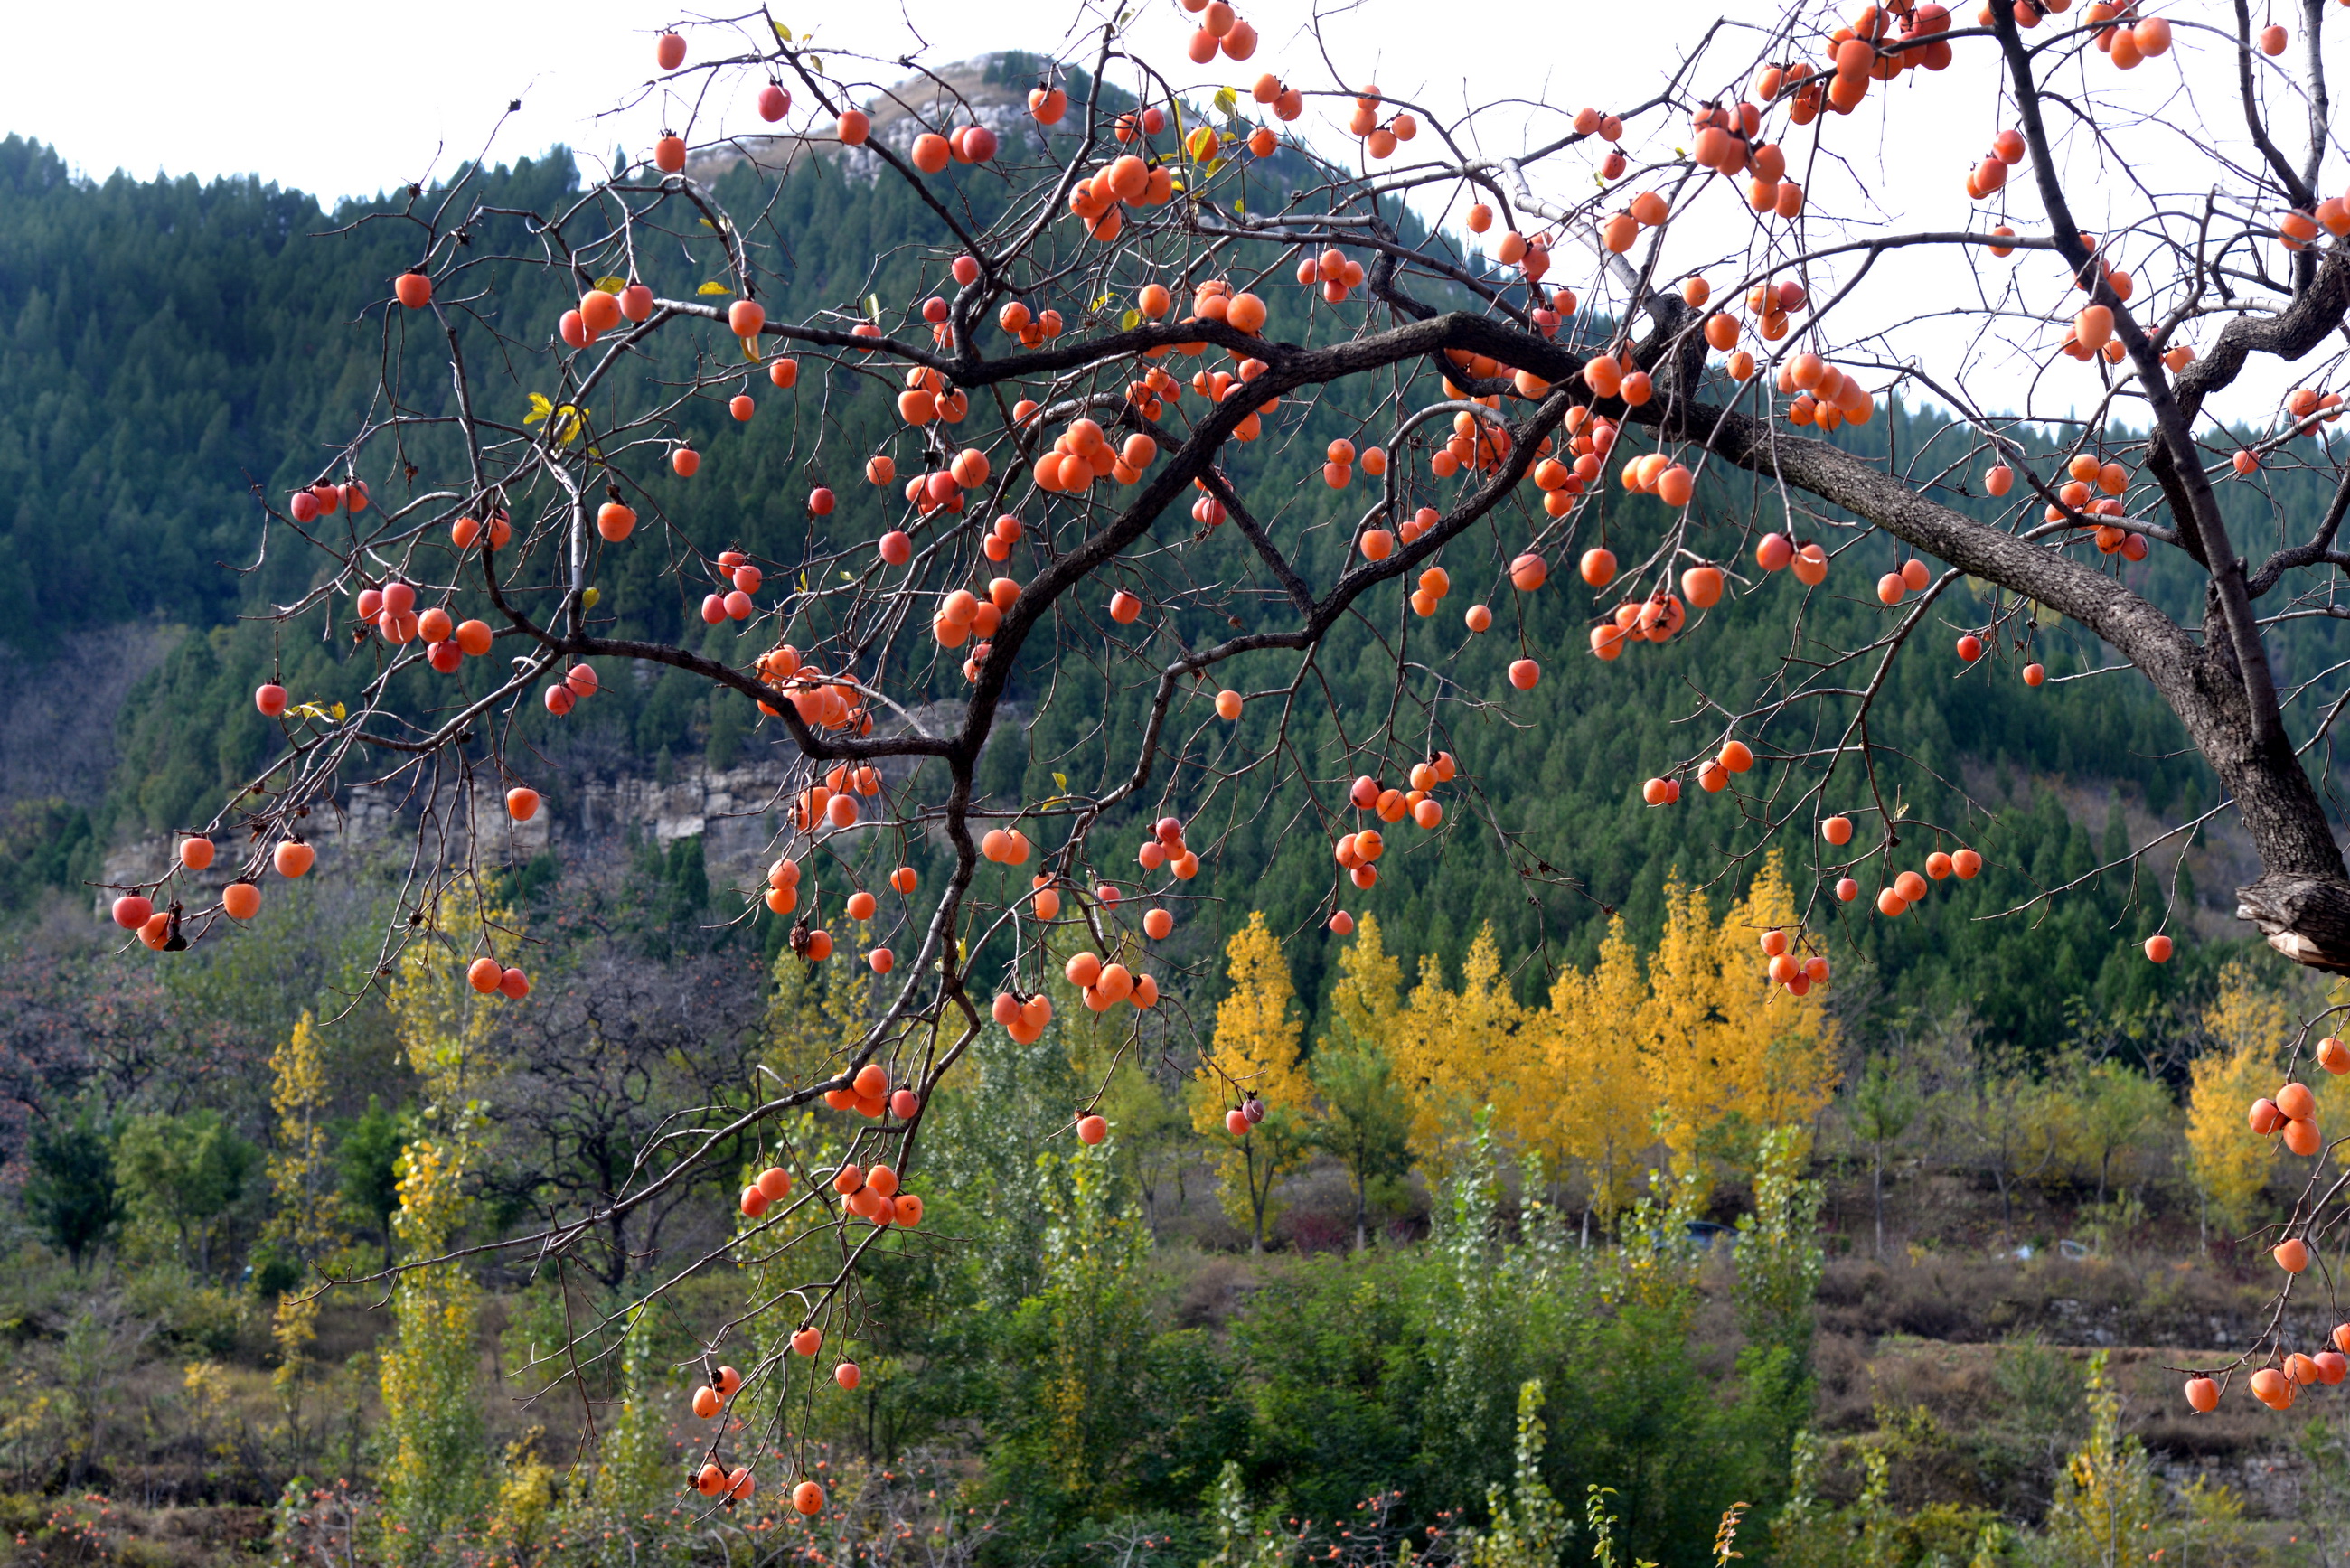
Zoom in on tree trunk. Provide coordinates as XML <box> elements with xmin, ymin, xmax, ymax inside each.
<box><xmin>1352</xmin><ymin>1162</ymin><xmax>1368</xmax><ymax>1253</ymax></box>
<box><xmin>1644</xmin><ymin>385</ymin><xmax>2350</xmax><ymax>973</ymax></box>
<box><xmin>1872</xmin><ymin>1142</ymin><xmax>1885</xmax><ymax>1259</ymax></box>
<box><xmin>605</xmin><ymin>1211</ymin><xmax>630</xmax><ymax>1291</ymax></box>
<box><xmin>1249</xmin><ymin>1145</ymin><xmax>1266</xmax><ymax>1254</ymax></box>
<box><xmin>2177</xmin><ymin>651</ymin><xmax>2350</xmax><ymax>971</ymax></box>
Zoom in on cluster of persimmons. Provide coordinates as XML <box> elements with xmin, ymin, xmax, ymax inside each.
<box><xmin>117</xmin><ymin>0</ymin><xmax>2350</xmax><ymax>1509</ymax></box>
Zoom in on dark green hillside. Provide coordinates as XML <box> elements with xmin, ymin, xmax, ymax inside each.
<box><xmin>0</xmin><ymin>136</ymin><xmax>582</xmax><ymax>637</ymax></box>
<box><xmin>0</xmin><ymin>122</ymin><xmax>2331</xmax><ymax>1050</ymax></box>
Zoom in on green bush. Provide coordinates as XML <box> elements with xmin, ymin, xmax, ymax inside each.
<box><xmin>122</xmin><ymin>1263</ymin><xmax>247</xmax><ymax>1355</ymax></box>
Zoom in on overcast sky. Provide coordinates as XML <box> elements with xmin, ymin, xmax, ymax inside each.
<box><xmin>3</xmin><ymin>1</ymin><xmax>2326</xmax><ymax>423</ymax></box>
<box><xmin>4</xmin><ymin>0</ymin><xmax>1655</xmax><ymax>202</ymax></box>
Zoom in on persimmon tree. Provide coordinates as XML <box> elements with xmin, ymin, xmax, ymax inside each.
<box><xmin>94</xmin><ymin>0</ymin><xmax>2350</xmax><ymax>1477</ymax></box>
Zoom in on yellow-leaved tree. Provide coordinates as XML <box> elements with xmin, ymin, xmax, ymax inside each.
<box><xmin>1311</xmin><ymin>915</ymin><xmax>1414</xmax><ymax>1249</ymax></box>
<box><xmin>1535</xmin><ymin>915</ymin><xmax>1657</xmax><ymax>1230</ymax></box>
<box><xmin>263</xmin><ymin>1010</ymin><xmax>346</xmax><ymax>1432</ymax></box>
<box><xmin>379</xmin><ymin>906</ymin><xmax>503</xmax><ymax>1554</ymax></box>
<box><xmin>1645</xmin><ymin>854</ymin><xmax>1837</xmax><ymax>1178</ymax></box>
<box><xmin>1191</xmin><ymin>912</ymin><xmax>1313</xmax><ymax>1252</ymax></box>
<box><xmin>2186</xmin><ymin>959</ymin><xmax>2293</xmax><ymax>1239</ymax></box>
<box><xmin>1326</xmin><ymin>910</ymin><xmax>1404</xmax><ymax>1048</ymax></box>
<box><xmin>1386</xmin><ymin>925</ymin><xmax>1528</xmax><ymax>1170</ymax></box>
<box><xmin>765</xmin><ymin>920</ymin><xmax>874</xmax><ymax>1082</ymax></box>
<box><xmin>747</xmin><ymin>930</ymin><xmax>879</xmax><ymax>1368</ymax></box>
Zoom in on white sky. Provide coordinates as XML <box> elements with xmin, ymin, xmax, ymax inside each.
<box><xmin>0</xmin><ymin>1</ymin><xmax>2327</xmax><ymax>424</ymax></box>
<box><xmin>5</xmin><ymin>0</ymin><xmax>1665</xmax><ymax>203</ymax></box>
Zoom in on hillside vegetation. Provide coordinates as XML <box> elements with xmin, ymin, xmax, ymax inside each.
<box><xmin>3</xmin><ymin>67</ymin><xmax>2350</xmax><ymax>1565</ymax></box>
<box><xmin>1</xmin><ymin>117</ymin><xmax>2328</xmax><ymax>1049</ymax></box>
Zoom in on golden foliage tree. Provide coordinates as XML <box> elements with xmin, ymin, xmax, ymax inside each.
<box><xmin>1645</xmin><ymin>854</ymin><xmax>1838</xmax><ymax>1176</ymax></box>
<box><xmin>1328</xmin><ymin>911</ymin><xmax>1405</xmax><ymax>1049</ymax></box>
<box><xmin>1311</xmin><ymin>914</ymin><xmax>1415</xmax><ymax>1249</ymax></box>
<box><xmin>267</xmin><ymin>1011</ymin><xmax>343</xmax><ymax>1262</ymax></box>
<box><xmin>1387</xmin><ymin>925</ymin><xmax>1528</xmax><ymax>1168</ymax></box>
<box><xmin>377</xmin><ymin>907</ymin><xmax>501</xmax><ymax>1553</ymax></box>
<box><xmin>1334</xmin><ymin>855</ymin><xmax>1836</xmax><ymax>1222</ymax></box>
<box><xmin>1191</xmin><ymin>913</ymin><xmax>1313</xmax><ymax>1252</ymax></box>
<box><xmin>264</xmin><ymin>1010</ymin><xmax>346</xmax><ymax>1427</ymax></box>
<box><xmin>2187</xmin><ymin>960</ymin><xmax>2291</xmax><ymax>1237</ymax></box>
<box><xmin>1537</xmin><ymin>915</ymin><xmax>1658</xmax><ymax>1229</ymax></box>
<box><xmin>766</xmin><ymin>924</ymin><xmax>873</xmax><ymax>1082</ymax></box>
<box><xmin>2043</xmin><ymin>1351</ymin><xmax>2162</xmax><ymax>1564</ymax></box>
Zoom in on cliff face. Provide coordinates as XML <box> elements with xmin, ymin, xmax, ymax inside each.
<box><xmin>98</xmin><ymin>699</ymin><xmax>1016</xmax><ymax>915</ymax></box>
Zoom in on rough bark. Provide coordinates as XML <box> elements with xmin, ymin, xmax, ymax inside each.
<box><xmin>1650</xmin><ymin>396</ymin><xmax>2350</xmax><ymax>972</ymax></box>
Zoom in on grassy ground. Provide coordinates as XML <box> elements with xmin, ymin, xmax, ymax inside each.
<box><xmin>0</xmin><ymin>1148</ymin><xmax>2336</xmax><ymax>1565</ymax></box>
